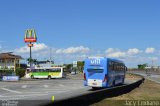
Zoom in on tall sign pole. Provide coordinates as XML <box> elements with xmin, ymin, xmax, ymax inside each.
<box><xmin>24</xmin><ymin>29</ymin><xmax>37</xmax><ymax>68</ymax></box>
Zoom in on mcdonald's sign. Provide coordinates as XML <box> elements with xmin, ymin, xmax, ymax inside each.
<box><xmin>24</xmin><ymin>29</ymin><xmax>37</xmax><ymax>43</ymax></box>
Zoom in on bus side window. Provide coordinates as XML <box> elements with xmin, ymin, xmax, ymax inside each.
<box><xmin>121</xmin><ymin>64</ymin><xmax>123</xmax><ymax>71</ymax></box>
<box><xmin>125</xmin><ymin>66</ymin><xmax>128</xmax><ymax>71</ymax></box>
<box><xmin>46</xmin><ymin>69</ymin><xmax>49</xmax><ymax>72</ymax></box>
<box><xmin>117</xmin><ymin>63</ymin><xmax>120</xmax><ymax>71</ymax></box>
<box><xmin>56</xmin><ymin>69</ymin><xmax>61</xmax><ymax>72</ymax></box>
<box><xmin>122</xmin><ymin>65</ymin><xmax>125</xmax><ymax>71</ymax></box>
<box><xmin>113</xmin><ymin>63</ymin><xmax>116</xmax><ymax>70</ymax></box>
<box><xmin>115</xmin><ymin>63</ymin><xmax>117</xmax><ymax>71</ymax></box>
<box><xmin>26</xmin><ymin>69</ymin><xmax>30</xmax><ymax>73</ymax></box>
<box><xmin>111</xmin><ymin>62</ymin><xmax>114</xmax><ymax>71</ymax></box>
<box><xmin>112</xmin><ymin>62</ymin><xmax>115</xmax><ymax>70</ymax></box>
<box><xmin>108</xmin><ymin>61</ymin><xmax>112</xmax><ymax>71</ymax></box>
<box><xmin>123</xmin><ymin>65</ymin><xmax>126</xmax><ymax>71</ymax></box>
<box><xmin>51</xmin><ymin>69</ymin><xmax>56</xmax><ymax>72</ymax></box>
<box><xmin>32</xmin><ymin>69</ymin><xmax>35</xmax><ymax>72</ymax></box>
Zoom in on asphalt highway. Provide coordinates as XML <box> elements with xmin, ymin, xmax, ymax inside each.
<box><xmin>0</xmin><ymin>74</ymin><xmax>140</xmax><ymax>106</ymax></box>
<box><xmin>128</xmin><ymin>71</ymin><xmax>160</xmax><ymax>84</ymax></box>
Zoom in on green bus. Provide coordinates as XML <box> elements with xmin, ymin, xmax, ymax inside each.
<box><xmin>25</xmin><ymin>67</ymin><xmax>64</xmax><ymax>79</ymax></box>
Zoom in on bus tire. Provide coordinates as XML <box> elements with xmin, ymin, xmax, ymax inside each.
<box><xmin>48</xmin><ymin>75</ymin><xmax>51</xmax><ymax>80</ymax></box>
<box><xmin>31</xmin><ymin>75</ymin><xmax>34</xmax><ymax>79</ymax></box>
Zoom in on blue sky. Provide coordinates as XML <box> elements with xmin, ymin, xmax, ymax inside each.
<box><xmin>0</xmin><ymin>0</ymin><xmax>160</xmax><ymax>67</ymax></box>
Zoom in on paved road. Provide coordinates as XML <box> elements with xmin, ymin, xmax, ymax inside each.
<box><xmin>0</xmin><ymin>74</ymin><xmax>139</xmax><ymax>106</ymax></box>
<box><xmin>128</xmin><ymin>71</ymin><xmax>160</xmax><ymax>84</ymax></box>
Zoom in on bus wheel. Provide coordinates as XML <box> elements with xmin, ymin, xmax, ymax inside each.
<box><xmin>31</xmin><ymin>75</ymin><xmax>34</xmax><ymax>79</ymax></box>
<box><xmin>48</xmin><ymin>76</ymin><xmax>51</xmax><ymax>80</ymax></box>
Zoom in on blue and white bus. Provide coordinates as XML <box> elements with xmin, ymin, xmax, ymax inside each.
<box><xmin>83</xmin><ymin>57</ymin><xmax>127</xmax><ymax>88</ymax></box>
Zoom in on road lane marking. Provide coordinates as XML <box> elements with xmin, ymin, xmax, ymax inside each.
<box><xmin>22</xmin><ymin>85</ymin><xmax>27</xmax><ymax>88</ymax></box>
<box><xmin>44</xmin><ymin>85</ymin><xmax>49</xmax><ymax>88</ymax></box>
<box><xmin>58</xmin><ymin>84</ymin><xmax>65</xmax><ymax>87</ymax></box>
<box><xmin>0</xmin><ymin>94</ymin><xmax>49</xmax><ymax>100</ymax></box>
<box><xmin>1</xmin><ymin>88</ymin><xmax>22</xmax><ymax>94</ymax></box>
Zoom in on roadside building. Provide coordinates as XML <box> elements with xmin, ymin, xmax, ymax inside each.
<box><xmin>0</xmin><ymin>52</ymin><xmax>22</xmax><ymax>72</ymax></box>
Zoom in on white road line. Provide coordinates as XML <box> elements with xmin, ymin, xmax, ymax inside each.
<box><xmin>0</xmin><ymin>94</ymin><xmax>48</xmax><ymax>100</ymax></box>
<box><xmin>44</xmin><ymin>85</ymin><xmax>49</xmax><ymax>88</ymax></box>
<box><xmin>1</xmin><ymin>88</ymin><xmax>22</xmax><ymax>94</ymax></box>
<box><xmin>58</xmin><ymin>84</ymin><xmax>65</xmax><ymax>87</ymax></box>
<box><xmin>22</xmin><ymin>85</ymin><xmax>27</xmax><ymax>88</ymax></box>
<box><xmin>38</xmin><ymin>89</ymin><xmax>69</xmax><ymax>91</ymax></box>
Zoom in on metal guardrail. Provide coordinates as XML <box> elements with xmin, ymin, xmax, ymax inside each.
<box><xmin>47</xmin><ymin>76</ymin><xmax>145</xmax><ymax>106</ymax></box>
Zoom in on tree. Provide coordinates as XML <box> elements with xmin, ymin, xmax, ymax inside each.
<box><xmin>77</xmin><ymin>61</ymin><xmax>84</xmax><ymax>72</ymax></box>
<box><xmin>137</xmin><ymin>63</ymin><xmax>148</xmax><ymax>69</ymax></box>
<box><xmin>27</xmin><ymin>58</ymin><xmax>37</xmax><ymax>64</ymax></box>
<box><xmin>64</xmin><ymin>64</ymin><xmax>73</xmax><ymax>72</ymax></box>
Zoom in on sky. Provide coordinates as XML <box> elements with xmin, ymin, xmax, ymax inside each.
<box><xmin>0</xmin><ymin>0</ymin><xmax>160</xmax><ymax>67</ymax></box>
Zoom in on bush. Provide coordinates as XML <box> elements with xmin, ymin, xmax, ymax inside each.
<box><xmin>15</xmin><ymin>68</ymin><xmax>26</xmax><ymax>78</ymax></box>
<box><xmin>0</xmin><ymin>69</ymin><xmax>13</xmax><ymax>76</ymax></box>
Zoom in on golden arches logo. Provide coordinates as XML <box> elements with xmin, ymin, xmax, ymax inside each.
<box><xmin>24</xmin><ymin>29</ymin><xmax>37</xmax><ymax>43</ymax></box>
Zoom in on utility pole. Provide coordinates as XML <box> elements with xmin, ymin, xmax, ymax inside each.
<box><xmin>29</xmin><ymin>42</ymin><xmax>32</xmax><ymax>68</ymax></box>
<box><xmin>50</xmin><ymin>48</ymin><xmax>52</xmax><ymax>62</ymax></box>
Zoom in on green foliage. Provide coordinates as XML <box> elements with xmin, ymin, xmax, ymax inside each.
<box><xmin>0</xmin><ymin>69</ymin><xmax>13</xmax><ymax>75</ymax></box>
<box><xmin>77</xmin><ymin>61</ymin><xmax>84</xmax><ymax>72</ymax></box>
<box><xmin>77</xmin><ymin>61</ymin><xmax>84</xmax><ymax>67</ymax></box>
<box><xmin>137</xmin><ymin>63</ymin><xmax>148</xmax><ymax>69</ymax></box>
<box><xmin>15</xmin><ymin>68</ymin><xmax>26</xmax><ymax>78</ymax></box>
<box><xmin>64</xmin><ymin>64</ymin><xmax>72</xmax><ymax>72</ymax></box>
<box><xmin>63</xmin><ymin>61</ymin><xmax>85</xmax><ymax>72</ymax></box>
<box><xmin>27</xmin><ymin>58</ymin><xmax>37</xmax><ymax>64</ymax></box>
<box><xmin>0</xmin><ymin>68</ymin><xmax>25</xmax><ymax>78</ymax></box>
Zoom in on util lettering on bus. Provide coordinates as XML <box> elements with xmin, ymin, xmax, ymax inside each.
<box><xmin>91</xmin><ymin>59</ymin><xmax>101</xmax><ymax>65</ymax></box>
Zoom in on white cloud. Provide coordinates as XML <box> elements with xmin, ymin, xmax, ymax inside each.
<box><xmin>15</xmin><ymin>43</ymin><xmax>48</xmax><ymax>53</ymax></box>
<box><xmin>56</xmin><ymin>46</ymin><xmax>90</xmax><ymax>54</ymax></box>
<box><xmin>127</xmin><ymin>48</ymin><xmax>141</xmax><ymax>55</ymax></box>
<box><xmin>13</xmin><ymin>45</ymin><xmax>159</xmax><ymax>67</ymax></box>
<box><xmin>145</xmin><ymin>48</ymin><xmax>155</xmax><ymax>54</ymax></box>
<box><xmin>107</xmin><ymin>51</ymin><xmax>126</xmax><ymax>58</ymax></box>
<box><xmin>105</xmin><ymin>48</ymin><xmax>114</xmax><ymax>53</ymax></box>
<box><xmin>106</xmin><ymin>48</ymin><xmax>142</xmax><ymax>58</ymax></box>
<box><xmin>106</xmin><ymin>48</ymin><xmax>126</xmax><ymax>58</ymax></box>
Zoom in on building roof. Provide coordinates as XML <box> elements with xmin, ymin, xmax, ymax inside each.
<box><xmin>0</xmin><ymin>52</ymin><xmax>22</xmax><ymax>59</ymax></box>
